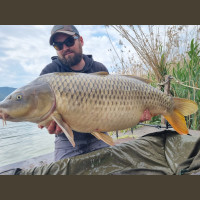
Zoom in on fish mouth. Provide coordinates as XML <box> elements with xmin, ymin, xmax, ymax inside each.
<box><xmin>0</xmin><ymin>111</ymin><xmax>10</xmax><ymax>126</ymax></box>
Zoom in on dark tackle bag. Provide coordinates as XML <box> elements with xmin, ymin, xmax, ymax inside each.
<box><xmin>15</xmin><ymin>130</ymin><xmax>200</xmax><ymax>175</ymax></box>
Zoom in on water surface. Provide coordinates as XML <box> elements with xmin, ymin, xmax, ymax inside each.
<box><xmin>0</xmin><ymin>121</ymin><xmax>55</xmax><ymax>167</ymax></box>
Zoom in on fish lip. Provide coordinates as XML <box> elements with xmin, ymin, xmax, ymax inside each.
<box><xmin>0</xmin><ymin>111</ymin><xmax>10</xmax><ymax>120</ymax></box>
<box><xmin>0</xmin><ymin>111</ymin><xmax>11</xmax><ymax>125</ymax></box>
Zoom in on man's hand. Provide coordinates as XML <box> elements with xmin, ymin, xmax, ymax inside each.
<box><xmin>38</xmin><ymin>121</ymin><xmax>62</xmax><ymax>135</ymax></box>
<box><xmin>140</xmin><ymin>109</ymin><xmax>152</xmax><ymax>122</ymax></box>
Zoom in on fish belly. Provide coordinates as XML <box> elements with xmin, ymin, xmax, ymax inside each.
<box><xmin>60</xmin><ymin>104</ymin><xmax>143</xmax><ymax>133</ymax></box>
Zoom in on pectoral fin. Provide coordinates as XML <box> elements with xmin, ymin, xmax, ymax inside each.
<box><xmin>91</xmin><ymin>132</ymin><xmax>114</xmax><ymax>146</ymax></box>
<box><xmin>52</xmin><ymin>113</ymin><xmax>75</xmax><ymax>147</ymax></box>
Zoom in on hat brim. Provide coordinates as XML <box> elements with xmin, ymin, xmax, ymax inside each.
<box><xmin>49</xmin><ymin>30</ymin><xmax>75</xmax><ymax>45</ymax></box>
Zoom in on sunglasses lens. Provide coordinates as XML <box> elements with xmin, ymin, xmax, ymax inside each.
<box><xmin>64</xmin><ymin>37</ymin><xmax>75</xmax><ymax>47</ymax></box>
<box><xmin>53</xmin><ymin>36</ymin><xmax>78</xmax><ymax>50</ymax></box>
<box><xmin>53</xmin><ymin>43</ymin><xmax>62</xmax><ymax>51</ymax></box>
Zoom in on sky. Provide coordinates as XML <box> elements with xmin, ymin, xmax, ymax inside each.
<box><xmin>0</xmin><ymin>25</ymin><xmax>197</xmax><ymax>89</ymax></box>
<box><xmin>0</xmin><ymin>25</ymin><xmax>123</xmax><ymax>88</ymax></box>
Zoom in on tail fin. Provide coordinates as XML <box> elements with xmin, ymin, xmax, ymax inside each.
<box><xmin>163</xmin><ymin>98</ymin><xmax>198</xmax><ymax>135</ymax></box>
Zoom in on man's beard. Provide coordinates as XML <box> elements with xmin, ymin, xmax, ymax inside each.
<box><xmin>59</xmin><ymin>48</ymin><xmax>83</xmax><ymax>68</ymax></box>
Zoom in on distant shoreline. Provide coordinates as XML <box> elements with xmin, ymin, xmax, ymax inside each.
<box><xmin>0</xmin><ymin>87</ymin><xmax>17</xmax><ymax>101</ymax></box>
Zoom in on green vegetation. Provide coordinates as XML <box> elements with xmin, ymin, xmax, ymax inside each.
<box><xmin>171</xmin><ymin>39</ymin><xmax>200</xmax><ymax>130</ymax></box>
<box><xmin>107</xmin><ymin>25</ymin><xmax>200</xmax><ymax>130</ymax></box>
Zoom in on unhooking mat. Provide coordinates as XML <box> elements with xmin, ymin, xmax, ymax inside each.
<box><xmin>2</xmin><ymin>130</ymin><xmax>200</xmax><ymax>175</ymax></box>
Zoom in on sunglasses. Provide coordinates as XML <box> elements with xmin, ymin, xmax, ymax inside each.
<box><xmin>52</xmin><ymin>35</ymin><xmax>79</xmax><ymax>51</ymax></box>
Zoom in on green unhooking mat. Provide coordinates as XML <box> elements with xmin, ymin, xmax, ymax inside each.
<box><xmin>6</xmin><ymin>130</ymin><xmax>200</xmax><ymax>175</ymax></box>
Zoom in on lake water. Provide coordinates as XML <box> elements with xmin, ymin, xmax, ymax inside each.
<box><xmin>0</xmin><ymin>121</ymin><xmax>55</xmax><ymax>167</ymax></box>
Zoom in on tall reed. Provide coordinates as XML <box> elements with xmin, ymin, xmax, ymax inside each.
<box><xmin>108</xmin><ymin>26</ymin><xmax>200</xmax><ymax>130</ymax></box>
<box><xmin>171</xmin><ymin>39</ymin><xmax>200</xmax><ymax>130</ymax></box>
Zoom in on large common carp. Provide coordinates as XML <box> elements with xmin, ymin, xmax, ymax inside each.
<box><xmin>0</xmin><ymin>72</ymin><xmax>198</xmax><ymax>147</ymax></box>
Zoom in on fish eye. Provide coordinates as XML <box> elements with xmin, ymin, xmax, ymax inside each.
<box><xmin>16</xmin><ymin>94</ymin><xmax>23</xmax><ymax>100</ymax></box>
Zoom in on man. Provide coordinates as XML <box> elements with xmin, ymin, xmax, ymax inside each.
<box><xmin>39</xmin><ymin>25</ymin><xmax>152</xmax><ymax>162</ymax></box>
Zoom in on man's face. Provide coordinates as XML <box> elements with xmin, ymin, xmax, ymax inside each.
<box><xmin>54</xmin><ymin>33</ymin><xmax>84</xmax><ymax>68</ymax></box>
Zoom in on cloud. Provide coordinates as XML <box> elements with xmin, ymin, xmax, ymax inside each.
<box><xmin>0</xmin><ymin>25</ymin><xmax>198</xmax><ymax>89</ymax></box>
<box><xmin>77</xmin><ymin>25</ymin><xmax>119</xmax><ymax>69</ymax></box>
<box><xmin>0</xmin><ymin>25</ymin><xmax>122</xmax><ymax>88</ymax></box>
<box><xmin>0</xmin><ymin>25</ymin><xmax>54</xmax><ymax>74</ymax></box>
<box><xmin>0</xmin><ymin>25</ymin><xmax>55</xmax><ymax>87</ymax></box>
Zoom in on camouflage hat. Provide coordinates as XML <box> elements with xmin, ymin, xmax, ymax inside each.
<box><xmin>49</xmin><ymin>25</ymin><xmax>80</xmax><ymax>45</ymax></box>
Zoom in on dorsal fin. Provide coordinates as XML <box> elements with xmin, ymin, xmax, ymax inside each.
<box><xmin>122</xmin><ymin>75</ymin><xmax>151</xmax><ymax>84</ymax></box>
<box><xmin>52</xmin><ymin>72</ymin><xmax>79</xmax><ymax>77</ymax></box>
<box><xmin>90</xmin><ymin>71</ymin><xmax>109</xmax><ymax>76</ymax></box>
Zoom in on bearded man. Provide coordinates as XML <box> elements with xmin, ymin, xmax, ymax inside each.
<box><xmin>39</xmin><ymin>25</ymin><xmax>152</xmax><ymax>162</ymax></box>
